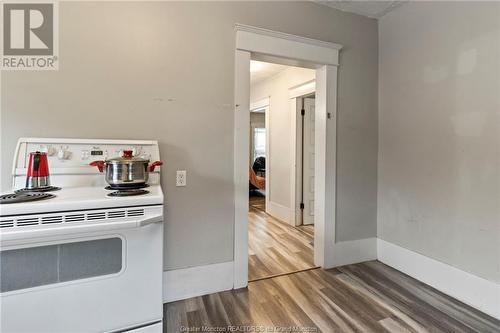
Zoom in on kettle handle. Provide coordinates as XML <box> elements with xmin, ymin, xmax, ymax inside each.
<box><xmin>149</xmin><ymin>161</ymin><xmax>163</xmax><ymax>172</ymax></box>
<box><xmin>90</xmin><ymin>160</ymin><xmax>105</xmax><ymax>172</ymax></box>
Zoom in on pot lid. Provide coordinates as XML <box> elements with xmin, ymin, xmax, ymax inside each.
<box><xmin>106</xmin><ymin>150</ymin><xmax>150</xmax><ymax>163</ymax></box>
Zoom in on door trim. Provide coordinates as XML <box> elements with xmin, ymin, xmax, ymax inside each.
<box><xmin>250</xmin><ymin>97</ymin><xmax>269</xmax><ymax>111</ymax></box>
<box><xmin>289</xmin><ymin>80</ymin><xmax>316</xmax><ymax>99</ymax></box>
<box><xmin>234</xmin><ymin>24</ymin><xmax>342</xmax><ymax>289</ymax></box>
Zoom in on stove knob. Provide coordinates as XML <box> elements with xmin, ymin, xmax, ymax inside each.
<box><xmin>40</xmin><ymin>145</ymin><xmax>56</xmax><ymax>156</ymax></box>
<box><xmin>58</xmin><ymin>147</ymin><xmax>71</xmax><ymax>160</ymax></box>
<box><xmin>47</xmin><ymin>146</ymin><xmax>57</xmax><ymax>156</ymax></box>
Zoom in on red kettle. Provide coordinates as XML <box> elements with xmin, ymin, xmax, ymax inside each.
<box><xmin>26</xmin><ymin>151</ymin><xmax>51</xmax><ymax>189</ymax></box>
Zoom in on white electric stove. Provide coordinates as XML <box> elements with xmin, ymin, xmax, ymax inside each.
<box><xmin>0</xmin><ymin>138</ymin><xmax>165</xmax><ymax>333</ymax></box>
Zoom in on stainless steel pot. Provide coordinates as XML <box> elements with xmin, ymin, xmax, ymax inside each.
<box><xmin>90</xmin><ymin>150</ymin><xmax>162</xmax><ymax>188</ymax></box>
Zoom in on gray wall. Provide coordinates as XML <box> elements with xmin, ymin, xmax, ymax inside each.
<box><xmin>379</xmin><ymin>2</ymin><xmax>500</xmax><ymax>283</ymax></box>
<box><xmin>1</xmin><ymin>1</ymin><xmax>378</xmax><ymax>270</ymax></box>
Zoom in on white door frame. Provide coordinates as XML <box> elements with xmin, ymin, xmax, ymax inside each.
<box><xmin>233</xmin><ymin>24</ymin><xmax>342</xmax><ymax>289</ymax></box>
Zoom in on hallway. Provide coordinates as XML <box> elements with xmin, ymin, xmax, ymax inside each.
<box><xmin>248</xmin><ymin>198</ymin><xmax>315</xmax><ymax>281</ymax></box>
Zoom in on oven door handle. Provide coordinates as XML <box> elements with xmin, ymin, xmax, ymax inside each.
<box><xmin>138</xmin><ymin>215</ymin><xmax>163</xmax><ymax>227</ymax></box>
<box><xmin>0</xmin><ymin>216</ymin><xmax>164</xmax><ymax>246</ymax></box>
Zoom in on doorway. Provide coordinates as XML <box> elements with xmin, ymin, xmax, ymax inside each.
<box><xmin>248</xmin><ymin>100</ymin><xmax>267</xmax><ymax>213</ymax></box>
<box><xmin>234</xmin><ymin>24</ymin><xmax>342</xmax><ymax>288</ymax></box>
<box><xmin>247</xmin><ymin>61</ymin><xmax>317</xmax><ymax>281</ymax></box>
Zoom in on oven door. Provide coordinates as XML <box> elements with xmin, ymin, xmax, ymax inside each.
<box><xmin>0</xmin><ymin>209</ymin><xmax>163</xmax><ymax>333</ymax></box>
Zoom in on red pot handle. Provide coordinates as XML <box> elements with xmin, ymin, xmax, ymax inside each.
<box><xmin>149</xmin><ymin>161</ymin><xmax>163</xmax><ymax>172</ymax></box>
<box><xmin>90</xmin><ymin>160</ymin><xmax>105</xmax><ymax>172</ymax></box>
<box><xmin>123</xmin><ymin>150</ymin><xmax>133</xmax><ymax>158</ymax></box>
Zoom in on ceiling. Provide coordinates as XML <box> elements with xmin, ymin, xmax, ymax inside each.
<box><xmin>316</xmin><ymin>1</ymin><xmax>407</xmax><ymax>19</ymax></box>
<box><xmin>250</xmin><ymin>60</ymin><xmax>289</xmax><ymax>85</ymax></box>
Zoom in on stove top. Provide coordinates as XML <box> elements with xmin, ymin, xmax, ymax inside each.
<box><xmin>0</xmin><ymin>192</ymin><xmax>56</xmax><ymax>204</ymax></box>
<box><xmin>3</xmin><ymin>138</ymin><xmax>163</xmax><ymax>217</ymax></box>
<box><xmin>104</xmin><ymin>184</ymin><xmax>149</xmax><ymax>191</ymax></box>
<box><xmin>15</xmin><ymin>186</ymin><xmax>61</xmax><ymax>193</ymax></box>
<box><xmin>108</xmin><ymin>189</ymin><xmax>150</xmax><ymax>197</ymax></box>
<box><xmin>0</xmin><ymin>185</ymin><xmax>163</xmax><ymax>216</ymax></box>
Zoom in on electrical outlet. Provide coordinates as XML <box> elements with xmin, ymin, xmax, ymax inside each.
<box><xmin>176</xmin><ymin>170</ymin><xmax>187</xmax><ymax>187</ymax></box>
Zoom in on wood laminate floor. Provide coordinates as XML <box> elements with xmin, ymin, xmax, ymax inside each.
<box><xmin>248</xmin><ymin>198</ymin><xmax>315</xmax><ymax>281</ymax></box>
<box><xmin>249</xmin><ymin>193</ymin><xmax>266</xmax><ymax>211</ymax></box>
<box><xmin>164</xmin><ymin>261</ymin><xmax>500</xmax><ymax>333</ymax></box>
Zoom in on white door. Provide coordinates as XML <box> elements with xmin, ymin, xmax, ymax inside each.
<box><xmin>302</xmin><ymin>97</ymin><xmax>315</xmax><ymax>225</ymax></box>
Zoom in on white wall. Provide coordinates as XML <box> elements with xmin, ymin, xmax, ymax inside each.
<box><xmin>1</xmin><ymin>1</ymin><xmax>379</xmax><ymax>271</ymax></box>
<box><xmin>379</xmin><ymin>1</ymin><xmax>500</xmax><ymax>283</ymax></box>
<box><xmin>251</xmin><ymin>67</ymin><xmax>315</xmax><ymax>215</ymax></box>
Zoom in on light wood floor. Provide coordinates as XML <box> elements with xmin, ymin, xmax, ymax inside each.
<box><xmin>164</xmin><ymin>261</ymin><xmax>500</xmax><ymax>333</ymax></box>
<box><xmin>248</xmin><ymin>196</ymin><xmax>315</xmax><ymax>281</ymax></box>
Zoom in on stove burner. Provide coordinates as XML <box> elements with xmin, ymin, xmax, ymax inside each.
<box><xmin>0</xmin><ymin>192</ymin><xmax>56</xmax><ymax>204</ymax></box>
<box><xmin>105</xmin><ymin>184</ymin><xmax>149</xmax><ymax>190</ymax></box>
<box><xmin>15</xmin><ymin>186</ymin><xmax>61</xmax><ymax>193</ymax></box>
<box><xmin>107</xmin><ymin>190</ymin><xmax>149</xmax><ymax>197</ymax></box>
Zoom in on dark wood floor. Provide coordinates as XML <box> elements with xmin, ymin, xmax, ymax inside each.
<box><xmin>248</xmin><ymin>195</ymin><xmax>315</xmax><ymax>281</ymax></box>
<box><xmin>164</xmin><ymin>261</ymin><xmax>500</xmax><ymax>333</ymax></box>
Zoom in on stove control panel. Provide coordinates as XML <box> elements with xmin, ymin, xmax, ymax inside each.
<box><xmin>16</xmin><ymin>139</ymin><xmax>160</xmax><ymax>171</ymax></box>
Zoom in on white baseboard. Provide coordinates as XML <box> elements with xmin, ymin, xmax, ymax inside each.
<box><xmin>266</xmin><ymin>201</ymin><xmax>291</xmax><ymax>224</ymax></box>
<box><xmin>163</xmin><ymin>261</ymin><xmax>234</xmax><ymax>303</ymax></box>
<box><xmin>378</xmin><ymin>239</ymin><xmax>500</xmax><ymax>320</ymax></box>
<box><xmin>332</xmin><ymin>237</ymin><xmax>377</xmax><ymax>267</ymax></box>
